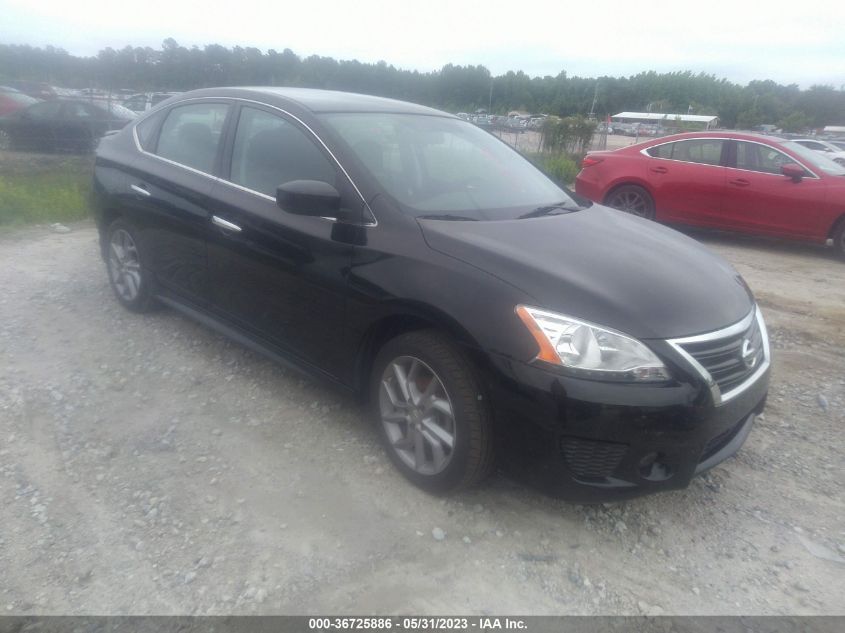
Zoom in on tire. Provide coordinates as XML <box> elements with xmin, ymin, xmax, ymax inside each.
<box><xmin>105</xmin><ymin>218</ymin><xmax>157</xmax><ymax>312</ymax></box>
<box><xmin>833</xmin><ymin>218</ymin><xmax>845</xmax><ymax>261</ymax></box>
<box><xmin>604</xmin><ymin>185</ymin><xmax>655</xmax><ymax>219</ymax></box>
<box><xmin>370</xmin><ymin>329</ymin><xmax>494</xmax><ymax>493</ymax></box>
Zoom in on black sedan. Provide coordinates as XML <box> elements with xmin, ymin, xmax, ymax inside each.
<box><xmin>91</xmin><ymin>88</ymin><xmax>770</xmax><ymax>501</ymax></box>
<box><xmin>0</xmin><ymin>99</ymin><xmax>135</xmax><ymax>153</ymax></box>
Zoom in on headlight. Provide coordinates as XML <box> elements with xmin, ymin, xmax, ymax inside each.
<box><xmin>515</xmin><ymin>306</ymin><xmax>670</xmax><ymax>382</ymax></box>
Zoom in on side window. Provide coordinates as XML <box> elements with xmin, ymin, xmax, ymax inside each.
<box><xmin>229</xmin><ymin>107</ymin><xmax>337</xmax><ymax>197</ymax></box>
<box><xmin>736</xmin><ymin>142</ymin><xmax>795</xmax><ymax>175</ymax></box>
<box><xmin>26</xmin><ymin>101</ymin><xmax>63</xmax><ymax>119</ymax></box>
<box><xmin>646</xmin><ymin>143</ymin><xmax>674</xmax><ymax>159</ymax></box>
<box><xmin>151</xmin><ymin>94</ymin><xmax>170</xmax><ymax>106</ymax></box>
<box><xmin>798</xmin><ymin>141</ymin><xmax>826</xmax><ymax>151</ymax></box>
<box><xmin>671</xmin><ymin>139</ymin><xmax>724</xmax><ymax>166</ymax></box>
<box><xmin>156</xmin><ymin>103</ymin><xmax>228</xmax><ymax>173</ymax></box>
<box><xmin>135</xmin><ymin>110</ymin><xmax>166</xmax><ymax>151</ymax></box>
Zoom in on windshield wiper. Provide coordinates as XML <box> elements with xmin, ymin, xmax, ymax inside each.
<box><xmin>517</xmin><ymin>203</ymin><xmax>581</xmax><ymax>219</ymax></box>
<box><xmin>417</xmin><ymin>214</ymin><xmax>478</xmax><ymax>221</ymax></box>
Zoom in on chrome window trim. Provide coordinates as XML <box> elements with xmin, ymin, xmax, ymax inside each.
<box><xmin>131</xmin><ymin>96</ymin><xmax>377</xmax><ymax>227</ymax></box>
<box><xmin>667</xmin><ymin>306</ymin><xmax>770</xmax><ymax>407</ymax></box>
<box><xmin>639</xmin><ymin>137</ymin><xmax>729</xmax><ymax>169</ymax></box>
<box><xmin>640</xmin><ymin>137</ymin><xmax>820</xmax><ymax>179</ymax></box>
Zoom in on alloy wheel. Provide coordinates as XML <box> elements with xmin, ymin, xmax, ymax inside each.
<box><xmin>379</xmin><ymin>355</ymin><xmax>456</xmax><ymax>475</ymax></box>
<box><xmin>608</xmin><ymin>189</ymin><xmax>649</xmax><ymax>217</ymax></box>
<box><xmin>108</xmin><ymin>229</ymin><xmax>142</xmax><ymax>302</ymax></box>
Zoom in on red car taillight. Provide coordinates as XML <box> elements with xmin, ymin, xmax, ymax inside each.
<box><xmin>581</xmin><ymin>156</ymin><xmax>604</xmax><ymax>168</ymax></box>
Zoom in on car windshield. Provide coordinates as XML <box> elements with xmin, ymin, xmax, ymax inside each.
<box><xmin>781</xmin><ymin>140</ymin><xmax>845</xmax><ymax>176</ymax></box>
<box><xmin>319</xmin><ymin>112</ymin><xmax>583</xmax><ymax>219</ymax></box>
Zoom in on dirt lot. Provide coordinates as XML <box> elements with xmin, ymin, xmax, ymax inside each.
<box><xmin>0</xmin><ymin>221</ymin><xmax>843</xmax><ymax>615</ymax></box>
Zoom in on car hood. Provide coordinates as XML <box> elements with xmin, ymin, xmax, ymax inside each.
<box><xmin>418</xmin><ymin>205</ymin><xmax>753</xmax><ymax>340</ymax></box>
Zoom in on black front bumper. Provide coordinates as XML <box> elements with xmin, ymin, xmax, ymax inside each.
<box><xmin>487</xmin><ymin>352</ymin><xmax>769</xmax><ymax>502</ymax></box>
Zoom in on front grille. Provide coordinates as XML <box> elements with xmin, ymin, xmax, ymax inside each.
<box><xmin>678</xmin><ymin>314</ymin><xmax>765</xmax><ymax>395</ymax></box>
<box><xmin>560</xmin><ymin>436</ymin><xmax>628</xmax><ymax>479</ymax></box>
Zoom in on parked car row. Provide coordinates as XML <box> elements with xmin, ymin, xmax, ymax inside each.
<box><xmin>456</xmin><ymin>112</ymin><xmax>549</xmax><ymax>131</ymax></box>
<box><xmin>0</xmin><ymin>98</ymin><xmax>136</xmax><ymax>153</ymax></box>
<box><xmin>788</xmin><ymin>138</ymin><xmax>845</xmax><ymax>166</ymax></box>
<box><xmin>609</xmin><ymin>122</ymin><xmax>667</xmax><ymax>137</ymax></box>
<box><xmin>121</xmin><ymin>92</ymin><xmax>182</xmax><ymax>114</ymax></box>
<box><xmin>0</xmin><ymin>84</ymin><xmax>186</xmax><ymax>153</ymax></box>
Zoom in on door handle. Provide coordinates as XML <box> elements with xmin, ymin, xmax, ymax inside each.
<box><xmin>650</xmin><ymin>166</ymin><xmax>668</xmax><ymax>174</ymax></box>
<box><xmin>212</xmin><ymin>215</ymin><xmax>242</xmax><ymax>232</ymax></box>
<box><xmin>729</xmin><ymin>178</ymin><xmax>750</xmax><ymax>187</ymax></box>
<box><xmin>130</xmin><ymin>183</ymin><xmax>151</xmax><ymax>196</ymax></box>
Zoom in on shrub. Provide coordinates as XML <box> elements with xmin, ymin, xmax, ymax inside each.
<box><xmin>525</xmin><ymin>152</ymin><xmax>580</xmax><ymax>185</ymax></box>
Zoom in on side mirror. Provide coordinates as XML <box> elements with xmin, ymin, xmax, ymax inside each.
<box><xmin>276</xmin><ymin>180</ymin><xmax>341</xmax><ymax>217</ymax></box>
<box><xmin>781</xmin><ymin>163</ymin><xmax>805</xmax><ymax>182</ymax></box>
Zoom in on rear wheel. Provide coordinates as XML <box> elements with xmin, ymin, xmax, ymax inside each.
<box><xmin>105</xmin><ymin>219</ymin><xmax>157</xmax><ymax>312</ymax></box>
<box><xmin>605</xmin><ymin>185</ymin><xmax>655</xmax><ymax>219</ymax></box>
<box><xmin>371</xmin><ymin>329</ymin><xmax>494</xmax><ymax>493</ymax></box>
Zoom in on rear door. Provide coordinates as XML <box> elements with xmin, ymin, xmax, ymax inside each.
<box><xmin>122</xmin><ymin>100</ymin><xmax>231</xmax><ymax>306</ymax></box>
<box><xmin>205</xmin><ymin>104</ymin><xmax>361</xmax><ymax>379</ymax></box>
<box><xmin>721</xmin><ymin>140</ymin><xmax>828</xmax><ymax>239</ymax></box>
<box><xmin>644</xmin><ymin>138</ymin><xmax>727</xmax><ymax>225</ymax></box>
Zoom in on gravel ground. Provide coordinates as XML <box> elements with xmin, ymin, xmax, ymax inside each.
<box><xmin>0</xmin><ymin>221</ymin><xmax>843</xmax><ymax>615</ymax></box>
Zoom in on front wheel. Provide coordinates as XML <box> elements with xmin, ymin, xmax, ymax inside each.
<box><xmin>371</xmin><ymin>330</ymin><xmax>494</xmax><ymax>493</ymax></box>
<box><xmin>605</xmin><ymin>185</ymin><xmax>655</xmax><ymax>219</ymax></box>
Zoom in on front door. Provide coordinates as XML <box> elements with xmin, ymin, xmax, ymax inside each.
<box><xmin>722</xmin><ymin>140</ymin><xmax>829</xmax><ymax>239</ymax></box>
<box><xmin>206</xmin><ymin>104</ymin><xmax>361</xmax><ymax>379</ymax></box>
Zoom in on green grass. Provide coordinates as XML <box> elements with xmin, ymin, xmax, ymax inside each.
<box><xmin>524</xmin><ymin>152</ymin><xmax>580</xmax><ymax>186</ymax></box>
<box><xmin>0</xmin><ymin>154</ymin><xmax>93</xmax><ymax>227</ymax></box>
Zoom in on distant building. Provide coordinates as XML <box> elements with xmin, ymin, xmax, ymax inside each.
<box><xmin>612</xmin><ymin>112</ymin><xmax>719</xmax><ymax>130</ymax></box>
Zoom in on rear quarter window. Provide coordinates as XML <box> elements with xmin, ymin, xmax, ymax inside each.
<box><xmin>646</xmin><ymin>143</ymin><xmax>674</xmax><ymax>159</ymax></box>
<box><xmin>135</xmin><ymin>110</ymin><xmax>166</xmax><ymax>151</ymax></box>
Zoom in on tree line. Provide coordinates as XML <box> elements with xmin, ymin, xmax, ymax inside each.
<box><xmin>2</xmin><ymin>40</ymin><xmax>844</xmax><ymax>130</ymax></box>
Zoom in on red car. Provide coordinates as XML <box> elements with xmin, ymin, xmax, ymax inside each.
<box><xmin>575</xmin><ymin>131</ymin><xmax>845</xmax><ymax>258</ymax></box>
<box><xmin>0</xmin><ymin>86</ymin><xmax>39</xmax><ymax>117</ymax></box>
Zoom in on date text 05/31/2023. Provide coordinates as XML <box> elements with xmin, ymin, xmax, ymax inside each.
<box><xmin>308</xmin><ymin>617</ymin><xmax>528</xmax><ymax>630</ymax></box>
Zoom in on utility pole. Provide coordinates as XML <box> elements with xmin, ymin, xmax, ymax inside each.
<box><xmin>489</xmin><ymin>78</ymin><xmax>493</xmax><ymax>113</ymax></box>
<box><xmin>588</xmin><ymin>82</ymin><xmax>598</xmax><ymax>120</ymax></box>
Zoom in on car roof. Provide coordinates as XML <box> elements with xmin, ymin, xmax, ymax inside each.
<box><xmin>173</xmin><ymin>86</ymin><xmax>453</xmax><ymax>117</ymax></box>
<box><xmin>641</xmin><ymin>131</ymin><xmax>795</xmax><ymax>144</ymax></box>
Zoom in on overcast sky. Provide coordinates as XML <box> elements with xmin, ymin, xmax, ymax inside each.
<box><xmin>3</xmin><ymin>0</ymin><xmax>844</xmax><ymax>88</ymax></box>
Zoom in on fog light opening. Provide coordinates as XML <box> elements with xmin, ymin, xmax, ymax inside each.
<box><xmin>638</xmin><ymin>452</ymin><xmax>674</xmax><ymax>482</ymax></box>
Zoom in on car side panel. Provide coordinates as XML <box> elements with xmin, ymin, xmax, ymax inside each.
<box><xmin>721</xmin><ymin>167</ymin><xmax>830</xmax><ymax>240</ymax></box>
<box><xmin>119</xmin><ymin>152</ymin><xmax>216</xmax><ymax>306</ymax></box>
<box><xmin>644</xmin><ymin>157</ymin><xmax>726</xmax><ymax>226</ymax></box>
<box><xmin>205</xmin><ymin>179</ymin><xmax>357</xmax><ymax>379</ymax></box>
